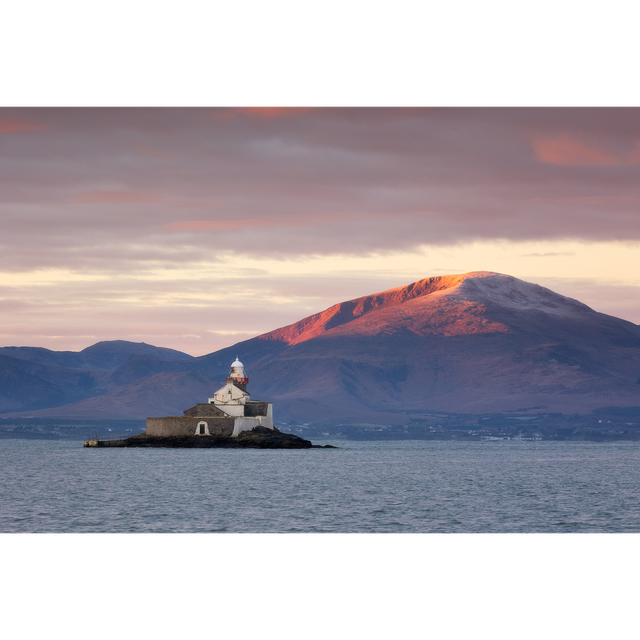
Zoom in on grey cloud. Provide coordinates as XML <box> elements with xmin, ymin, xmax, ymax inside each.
<box><xmin>1</xmin><ymin>108</ymin><xmax>640</xmax><ymax>273</ymax></box>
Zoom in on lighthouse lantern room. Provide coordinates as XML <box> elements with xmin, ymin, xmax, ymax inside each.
<box><xmin>227</xmin><ymin>356</ymin><xmax>249</xmax><ymax>386</ymax></box>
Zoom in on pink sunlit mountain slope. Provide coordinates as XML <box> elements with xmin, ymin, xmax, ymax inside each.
<box><xmin>5</xmin><ymin>272</ymin><xmax>640</xmax><ymax>421</ymax></box>
<box><xmin>262</xmin><ymin>272</ymin><xmax>511</xmax><ymax>344</ymax></box>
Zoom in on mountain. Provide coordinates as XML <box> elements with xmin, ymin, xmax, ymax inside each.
<box><xmin>4</xmin><ymin>273</ymin><xmax>640</xmax><ymax>421</ymax></box>
<box><xmin>236</xmin><ymin>271</ymin><xmax>640</xmax><ymax>419</ymax></box>
<box><xmin>0</xmin><ymin>354</ymin><xmax>105</xmax><ymax>412</ymax></box>
<box><xmin>79</xmin><ymin>340</ymin><xmax>193</xmax><ymax>370</ymax></box>
<box><xmin>0</xmin><ymin>340</ymin><xmax>193</xmax><ymax>371</ymax></box>
<box><xmin>0</xmin><ymin>341</ymin><xmax>193</xmax><ymax>413</ymax></box>
<box><xmin>28</xmin><ymin>371</ymin><xmax>217</xmax><ymax>419</ymax></box>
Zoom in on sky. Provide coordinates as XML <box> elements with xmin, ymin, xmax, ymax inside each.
<box><xmin>2</xmin><ymin>107</ymin><xmax>640</xmax><ymax>355</ymax></box>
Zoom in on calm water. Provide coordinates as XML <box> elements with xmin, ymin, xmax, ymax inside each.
<box><xmin>2</xmin><ymin>439</ymin><xmax>640</xmax><ymax>532</ymax></box>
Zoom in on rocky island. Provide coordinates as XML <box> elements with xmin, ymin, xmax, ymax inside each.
<box><xmin>84</xmin><ymin>358</ymin><xmax>335</xmax><ymax>449</ymax></box>
<box><xmin>84</xmin><ymin>426</ymin><xmax>334</xmax><ymax>448</ymax></box>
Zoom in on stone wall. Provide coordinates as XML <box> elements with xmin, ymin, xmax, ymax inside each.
<box><xmin>244</xmin><ymin>401</ymin><xmax>269</xmax><ymax>417</ymax></box>
<box><xmin>146</xmin><ymin>416</ymin><xmax>235</xmax><ymax>437</ymax></box>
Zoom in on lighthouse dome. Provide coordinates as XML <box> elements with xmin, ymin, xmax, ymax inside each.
<box><xmin>228</xmin><ymin>356</ymin><xmax>248</xmax><ymax>383</ymax></box>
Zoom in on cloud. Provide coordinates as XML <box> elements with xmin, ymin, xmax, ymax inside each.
<box><xmin>161</xmin><ymin>211</ymin><xmax>421</xmax><ymax>233</ymax></box>
<box><xmin>2</xmin><ymin>108</ymin><xmax>640</xmax><ymax>275</ymax></box>
<box><xmin>0</xmin><ymin>118</ymin><xmax>50</xmax><ymax>134</ymax></box>
<box><xmin>71</xmin><ymin>190</ymin><xmax>167</xmax><ymax>204</ymax></box>
<box><xmin>627</xmin><ymin>142</ymin><xmax>640</xmax><ymax>164</ymax></box>
<box><xmin>234</xmin><ymin>107</ymin><xmax>315</xmax><ymax>119</ymax></box>
<box><xmin>164</xmin><ymin>219</ymin><xmax>284</xmax><ymax>231</ymax></box>
<box><xmin>134</xmin><ymin>142</ymin><xmax>175</xmax><ymax>159</ymax></box>
<box><xmin>531</xmin><ymin>133</ymin><xmax>627</xmax><ymax>166</ymax></box>
<box><xmin>520</xmin><ymin>252</ymin><xmax>574</xmax><ymax>258</ymax></box>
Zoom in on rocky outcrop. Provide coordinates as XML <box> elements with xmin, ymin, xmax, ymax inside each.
<box><xmin>95</xmin><ymin>426</ymin><xmax>335</xmax><ymax>449</ymax></box>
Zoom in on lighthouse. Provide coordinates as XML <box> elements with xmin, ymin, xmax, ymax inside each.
<box><xmin>207</xmin><ymin>357</ymin><xmax>274</xmax><ymax>433</ymax></box>
<box><xmin>146</xmin><ymin>355</ymin><xmax>274</xmax><ymax>437</ymax></box>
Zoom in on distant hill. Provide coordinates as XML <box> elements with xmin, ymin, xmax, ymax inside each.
<box><xmin>79</xmin><ymin>341</ymin><xmax>193</xmax><ymax>370</ymax></box>
<box><xmin>0</xmin><ymin>354</ymin><xmax>104</xmax><ymax>412</ymax></box>
<box><xmin>0</xmin><ymin>340</ymin><xmax>193</xmax><ymax>371</ymax></box>
<box><xmin>29</xmin><ymin>371</ymin><xmax>217</xmax><ymax>419</ymax></box>
<box><xmin>4</xmin><ymin>273</ymin><xmax>640</xmax><ymax>422</ymax></box>
<box><xmin>0</xmin><ymin>341</ymin><xmax>193</xmax><ymax>413</ymax></box>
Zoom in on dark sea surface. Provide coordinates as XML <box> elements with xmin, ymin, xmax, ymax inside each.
<box><xmin>2</xmin><ymin>439</ymin><xmax>640</xmax><ymax>533</ymax></box>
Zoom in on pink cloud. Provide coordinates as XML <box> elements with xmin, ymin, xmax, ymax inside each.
<box><xmin>528</xmin><ymin>194</ymin><xmax>640</xmax><ymax>207</ymax></box>
<box><xmin>71</xmin><ymin>190</ymin><xmax>167</xmax><ymax>204</ymax></box>
<box><xmin>164</xmin><ymin>219</ymin><xmax>277</xmax><ymax>231</ymax></box>
<box><xmin>134</xmin><ymin>142</ymin><xmax>174</xmax><ymax>159</ymax></box>
<box><xmin>531</xmin><ymin>134</ymin><xmax>619</xmax><ymax>166</ymax></box>
<box><xmin>207</xmin><ymin>107</ymin><xmax>316</xmax><ymax>121</ymax></box>
<box><xmin>5</xmin><ymin>108</ymin><xmax>640</xmax><ymax>274</ymax></box>
<box><xmin>0</xmin><ymin>119</ymin><xmax>50</xmax><ymax>134</ymax></box>
<box><xmin>627</xmin><ymin>142</ymin><xmax>640</xmax><ymax>164</ymax></box>
<box><xmin>161</xmin><ymin>211</ymin><xmax>426</xmax><ymax>233</ymax></box>
<box><xmin>235</xmin><ymin>107</ymin><xmax>315</xmax><ymax>119</ymax></box>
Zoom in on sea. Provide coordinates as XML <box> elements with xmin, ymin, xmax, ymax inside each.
<box><xmin>2</xmin><ymin>438</ymin><xmax>640</xmax><ymax>533</ymax></box>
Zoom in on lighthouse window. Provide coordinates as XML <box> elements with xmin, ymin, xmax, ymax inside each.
<box><xmin>199</xmin><ymin>424</ymin><xmax>205</xmax><ymax>434</ymax></box>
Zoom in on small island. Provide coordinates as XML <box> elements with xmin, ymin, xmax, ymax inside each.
<box><xmin>85</xmin><ymin>426</ymin><xmax>328</xmax><ymax>448</ymax></box>
<box><xmin>84</xmin><ymin>358</ymin><xmax>334</xmax><ymax>449</ymax></box>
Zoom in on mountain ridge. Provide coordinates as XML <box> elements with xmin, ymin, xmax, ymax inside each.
<box><xmin>2</xmin><ymin>272</ymin><xmax>640</xmax><ymax>421</ymax></box>
<box><xmin>257</xmin><ymin>272</ymin><xmax>611</xmax><ymax>345</ymax></box>
<box><xmin>0</xmin><ymin>340</ymin><xmax>193</xmax><ymax>371</ymax></box>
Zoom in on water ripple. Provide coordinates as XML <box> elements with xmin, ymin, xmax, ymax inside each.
<box><xmin>2</xmin><ymin>440</ymin><xmax>640</xmax><ymax>532</ymax></box>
